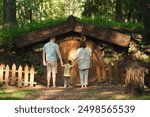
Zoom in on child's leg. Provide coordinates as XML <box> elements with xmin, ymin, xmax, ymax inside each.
<box><xmin>64</xmin><ymin>77</ymin><xmax>67</xmax><ymax>87</ymax></box>
<box><xmin>68</xmin><ymin>77</ymin><xmax>71</xmax><ymax>86</ymax></box>
<box><xmin>66</xmin><ymin>77</ymin><xmax>71</xmax><ymax>86</ymax></box>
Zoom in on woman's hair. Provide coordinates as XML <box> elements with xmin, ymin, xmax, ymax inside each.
<box><xmin>80</xmin><ymin>41</ymin><xmax>86</xmax><ymax>48</ymax></box>
<box><xmin>67</xmin><ymin>60</ymin><xmax>72</xmax><ymax>65</ymax></box>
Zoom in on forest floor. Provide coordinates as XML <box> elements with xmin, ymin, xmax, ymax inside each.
<box><xmin>1</xmin><ymin>84</ymin><xmax>150</xmax><ymax>100</ymax></box>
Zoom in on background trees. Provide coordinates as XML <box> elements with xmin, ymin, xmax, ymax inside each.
<box><xmin>3</xmin><ymin>0</ymin><xmax>16</xmax><ymax>26</ymax></box>
<box><xmin>0</xmin><ymin>0</ymin><xmax>149</xmax><ymax>25</ymax></box>
<box><xmin>0</xmin><ymin>0</ymin><xmax>149</xmax><ymax>48</ymax></box>
<box><xmin>140</xmin><ymin>0</ymin><xmax>150</xmax><ymax>42</ymax></box>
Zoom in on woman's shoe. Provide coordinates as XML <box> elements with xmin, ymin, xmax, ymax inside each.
<box><xmin>64</xmin><ymin>85</ymin><xmax>67</xmax><ymax>88</ymax></box>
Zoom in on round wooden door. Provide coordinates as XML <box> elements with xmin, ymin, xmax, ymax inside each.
<box><xmin>57</xmin><ymin>36</ymin><xmax>100</xmax><ymax>86</ymax></box>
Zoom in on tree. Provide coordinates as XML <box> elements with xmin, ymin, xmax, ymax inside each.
<box><xmin>140</xmin><ymin>0</ymin><xmax>150</xmax><ymax>42</ymax></box>
<box><xmin>115</xmin><ymin>0</ymin><xmax>123</xmax><ymax>22</ymax></box>
<box><xmin>3</xmin><ymin>0</ymin><xmax>16</xmax><ymax>26</ymax></box>
<box><xmin>0</xmin><ymin>0</ymin><xmax>3</xmax><ymax>25</ymax></box>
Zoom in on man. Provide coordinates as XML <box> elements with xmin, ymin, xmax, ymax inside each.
<box><xmin>43</xmin><ymin>37</ymin><xmax>63</xmax><ymax>87</ymax></box>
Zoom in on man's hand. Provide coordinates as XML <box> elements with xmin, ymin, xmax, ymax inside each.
<box><xmin>60</xmin><ymin>60</ymin><xmax>63</xmax><ymax>66</ymax></box>
<box><xmin>43</xmin><ymin>61</ymin><xmax>46</xmax><ymax>66</ymax></box>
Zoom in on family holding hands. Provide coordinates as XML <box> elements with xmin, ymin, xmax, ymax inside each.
<box><xmin>42</xmin><ymin>37</ymin><xmax>92</xmax><ymax>88</ymax></box>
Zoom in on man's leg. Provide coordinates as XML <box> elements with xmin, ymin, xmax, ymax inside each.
<box><xmin>46</xmin><ymin>64</ymin><xmax>51</xmax><ymax>87</ymax></box>
<box><xmin>52</xmin><ymin>61</ymin><xmax>57</xmax><ymax>87</ymax></box>
<box><xmin>52</xmin><ymin>72</ymin><xmax>56</xmax><ymax>87</ymax></box>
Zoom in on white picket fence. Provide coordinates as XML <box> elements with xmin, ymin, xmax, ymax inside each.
<box><xmin>0</xmin><ymin>63</ymin><xmax>36</xmax><ymax>87</ymax></box>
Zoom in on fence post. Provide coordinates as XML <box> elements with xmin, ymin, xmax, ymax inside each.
<box><xmin>120</xmin><ymin>66</ymin><xmax>125</xmax><ymax>84</ymax></box>
<box><xmin>30</xmin><ymin>66</ymin><xmax>35</xmax><ymax>87</ymax></box>
<box><xmin>18</xmin><ymin>65</ymin><xmax>22</xmax><ymax>87</ymax></box>
<box><xmin>24</xmin><ymin>64</ymin><xmax>29</xmax><ymax>86</ymax></box>
<box><xmin>11</xmin><ymin>64</ymin><xmax>16</xmax><ymax>85</ymax></box>
<box><xmin>108</xmin><ymin>62</ymin><xmax>112</xmax><ymax>83</ymax></box>
<box><xmin>96</xmin><ymin>62</ymin><xmax>102</xmax><ymax>83</ymax></box>
<box><xmin>102</xmin><ymin>62</ymin><xmax>106</xmax><ymax>82</ymax></box>
<box><xmin>0</xmin><ymin>64</ymin><xmax>4</xmax><ymax>85</ymax></box>
<box><xmin>5</xmin><ymin>65</ymin><xmax>10</xmax><ymax>86</ymax></box>
<box><xmin>114</xmin><ymin>61</ymin><xmax>119</xmax><ymax>83</ymax></box>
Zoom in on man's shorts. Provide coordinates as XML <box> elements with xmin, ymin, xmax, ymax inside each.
<box><xmin>46</xmin><ymin>61</ymin><xmax>57</xmax><ymax>73</ymax></box>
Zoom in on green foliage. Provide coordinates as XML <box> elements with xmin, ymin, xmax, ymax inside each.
<box><xmin>0</xmin><ymin>15</ymin><xmax>144</xmax><ymax>51</ymax></box>
<box><xmin>0</xmin><ymin>17</ymin><xmax>67</xmax><ymax>50</ymax></box>
<box><xmin>0</xmin><ymin>27</ymin><xmax>16</xmax><ymax>50</ymax></box>
<box><xmin>20</xmin><ymin>54</ymin><xmax>44</xmax><ymax>76</ymax></box>
<box><xmin>0</xmin><ymin>0</ymin><xmax>3</xmax><ymax>25</ymax></box>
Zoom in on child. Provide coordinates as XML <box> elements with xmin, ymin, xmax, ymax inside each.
<box><xmin>62</xmin><ymin>60</ymin><xmax>73</xmax><ymax>88</ymax></box>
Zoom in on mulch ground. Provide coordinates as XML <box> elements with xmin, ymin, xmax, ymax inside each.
<box><xmin>23</xmin><ymin>84</ymin><xmax>127</xmax><ymax>100</ymax></box>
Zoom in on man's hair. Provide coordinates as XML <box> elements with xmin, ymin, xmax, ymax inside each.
<box><xmin>50</xmin><ymin>37</ymin><xmax>55</xmax><ymax>41</ymax></box>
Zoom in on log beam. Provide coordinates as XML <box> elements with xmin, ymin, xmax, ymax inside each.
<box><xmin>15</xmin><ymin>16</ymin><xmax>131</xmax><ymax>48</ymax></box>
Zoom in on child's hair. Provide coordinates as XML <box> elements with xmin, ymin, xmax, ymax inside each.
<box><xmin>67</xmin><ymin>60</ymin><xmax>72</xmax><ymax>65</ymax></box>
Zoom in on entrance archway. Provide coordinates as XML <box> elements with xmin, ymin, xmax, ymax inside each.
<box><xmin>56</xmin><ymin>36</ymin><xmax>101</xmax><ymax>85</ymax></box>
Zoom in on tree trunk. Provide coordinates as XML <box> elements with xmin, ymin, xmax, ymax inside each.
<box><xmin>115</xmin><ymin>0</ymin><xmax>123</xmax><ymax>22</ymax></box>
<box><xmin>3</xmin><ymin>0</ymin><xmax>16</xmax><ymax>26</ymax></box>
<box><xmin>140</xmin><ymin>0</ymin><xmax>150</xmax><ymax>42</ymax></box>
<box><xmin>125</xmin><ymin>63</ymin><xmax>145</xmax><ymax>94</ymax></box>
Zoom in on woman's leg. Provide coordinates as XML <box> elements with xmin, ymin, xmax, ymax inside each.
<box><xmin>79</xmin><ymin>70</ymin><xmax>84</xmax><ymax>87</ymax></box>
<box><xmin>84</xmin><ymin>69</ymin><xmax>89</xmax><ymax>87</ymax></box>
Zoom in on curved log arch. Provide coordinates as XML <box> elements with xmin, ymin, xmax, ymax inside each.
<box><xmin>57</xmin><ymin>37</ymin><xmax>102</xmax><ymax>85</ymax></box>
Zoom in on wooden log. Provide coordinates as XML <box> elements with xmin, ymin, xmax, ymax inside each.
<box><xmin>5</xmin><ymin>65</ymin><xmax>10</xmax><ymax>86</ymax></box>
<box><xmin>15</xmin><ymin>16</ymin><xmax>130</xmax><ymax>48</ymax></box>
<box><xmin>11</xmin><ymin>64</ymin><xmax>16</xmax><ymax>85</ymax></box>
<box><xmin>24</xmin><ymin>64</ymin><xmax>29</xmax><ymax>86</ymax></box>
<box><xmin>18</xmin><ymin>65</ymin><xmax>22</xmax><ymax>87</ymax></box>
<box><xmin>82</xmin><ymin>24</ymin><xmax>131</xmax><ymax>47</ymax></box>
<box><xmin>16</xmin><ymin>22</ymin><xmax>71</xmax><ymax>48</ymax></box>
<box><xmin>108</xmin><ymin>62</ymin><xmax>112</xmax><ymax>83</ymax></box>
<box><xmin>29</xmin><ymin>66</ymin><xmax>35</xmax><ymax>87</ymax></box>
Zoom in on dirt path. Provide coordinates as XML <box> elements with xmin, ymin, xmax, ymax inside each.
<box><xmin>24</xmin><ymin>84</ymin><xmax>128</xmax><ymax>100</ymax></box>
<box><xmin>1</xmin><ymin>84</ymin><xmax>150</xmax><ymax>99</ymax></box>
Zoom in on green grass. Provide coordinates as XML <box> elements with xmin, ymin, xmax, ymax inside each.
<box><xmin>0</xmin><ymin>87</ymin><xmax>38</xmax><ymax>100</ymax></box>
<box><xmin>78</xmin><ymin>16</ymin><xmax>144</xmax><ymax>33</ymax></box>
<box><xmin>0</xmin><ymin>16</ymin><xmax>144</xmax><ymax>50</ymax></box>
<box><xmin>0</xmin><ymin>17</ymin><xmax>67</xmax><ymax>49</ymax></box>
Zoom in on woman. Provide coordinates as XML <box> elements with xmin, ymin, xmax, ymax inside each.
<box><xmin>72</xmin><ymin>41</ymin><xmax>92</xmax><ymax>88</ymax></box>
